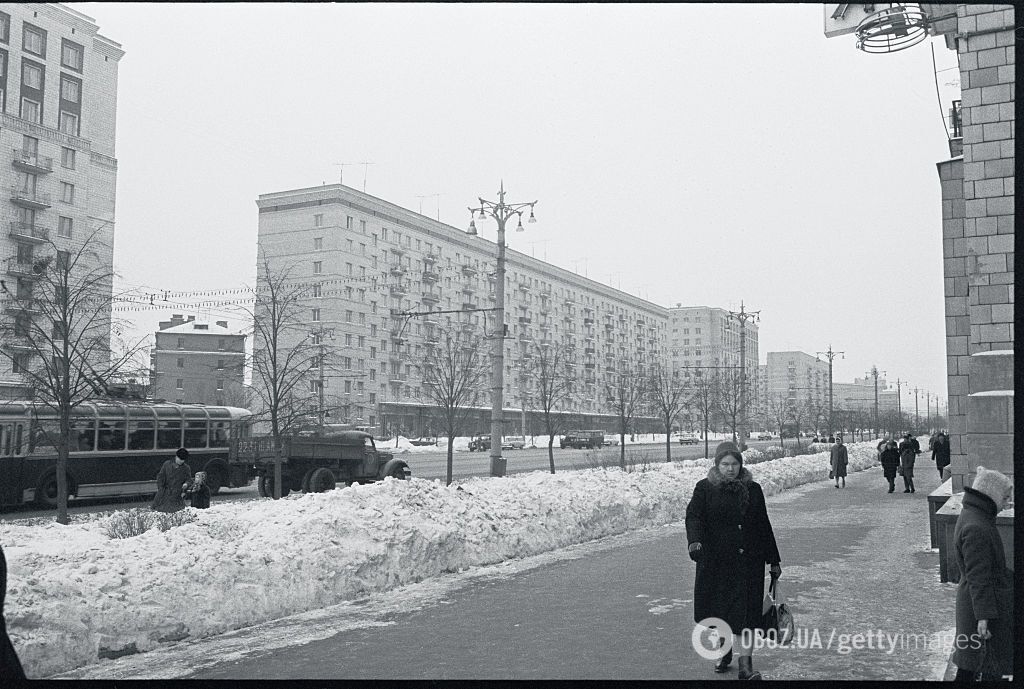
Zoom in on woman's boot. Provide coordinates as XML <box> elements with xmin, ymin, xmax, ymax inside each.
<box><xmin>715</xmin><ymin>647</ymin><xmax>733</xmax><ymax>673</ymax></box>
<box><xmin>738</xmin><ymin>655</ymin><xmax>762</xmax><ymax>680</ymax></box>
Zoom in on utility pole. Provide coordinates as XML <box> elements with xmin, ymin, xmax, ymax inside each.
<box><xmin>867</xmin><ymin>365</ymin><xmax>886</xmax><ymax>437</ymax></box>
<box><xmin>311</xmin><ymin>326</ymin><xmax>335</xmax><ymax>432</ymax></box>
<box><xmin>895</xmin><ymin>378</ymin><xmax>906</xmax><ymax>431</ymax></box>
<box><xmin>926</xmin><ymin>391</ymin><xmax>931</xmax><ymax>432</ymax></box>
<box><xmin>726</xmin><ymin>302</ymin><xmax>760</xmax><ymax>447</ymax></box>
<box><xmin>467</xmin><ymin>182</ymin><xmax>538</xmax><ymax>478</ymax></box>
<box><xmin>816</xmin><ymin>345</ymin><xmax>844</xmax><ymax>437</ymax></box>
<box><xmin>914</xmin><ymin>387</ymin><xmax>920</xmax><ymax>433</ymax></box>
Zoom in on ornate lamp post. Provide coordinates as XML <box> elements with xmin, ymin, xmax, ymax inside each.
<box><xmin>467</xmin><ymin>182</ymin><xmax>537</xmax><ymax>477</ymax></box>
<box><xmin>867</xmin><ymin>365</ymin><xmax>886</xmax><ymax>437</ymax></box>
<box><xmin>816</xmin><ymin>344</ymin><xmax>844</xmax><ymax>438</ymax></box>
<box><xmin>725</xmin><ymin>302</ymin><xmax>759</xmax><ymax>447</ymax></box>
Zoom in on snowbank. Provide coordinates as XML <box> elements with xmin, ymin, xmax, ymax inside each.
<box><xmin>3</xmin><ymin>441</ymin><xmax>883</xmax><ymax>677</ymax></box>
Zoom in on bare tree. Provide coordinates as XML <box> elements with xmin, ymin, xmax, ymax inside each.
<box><xmin>648</xmin><ymin>361</ymin><xmax>688</xmax><ymax>462</ymax></box>
<box><xmin>0</xmin><ymin>230</ymin><xmax>145</xmax><ymax>524</ymax></box>
<box><xmin>762</xmin><ymin>392</ymin><xmax>792</xmax><ymax>448</ymax></box>
<box><xmin>531</xmin><ymin>341</ymin><xmax>577</xmax><ymax>473</ymax></box>
<box><xmin>790</xmin><ymin>398</ymin><xmax>812</xmax><ymax>449</ymax></box>
<box><xmin>714</xmin><ymin>367</ymin><xmax>744</xmax><ymax>444</ymax></box>
<box><xmin>417</xmin><ymin>326</ymin><xmax>488</xmax><ymax>485</ymax></box>
<box><xmin>604</xmin><ymin>362</ymin><xmax>648</xmax><ymax>470</ymax></box>
<box><xmin>687</xmin><ymin>368</ymin><xmax>718</xmax><ymax>460</ymax></box>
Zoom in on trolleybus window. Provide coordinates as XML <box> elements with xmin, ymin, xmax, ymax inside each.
<box><xmin>71</xmin><ymin>417</ymin><xmax>97</xmax><ymax>452</ymax></box>
<box><xmin>157</xmin><ymin>420</ymin><xmax>182</xmax><ymax>449</ymax></box>
<box><xmin>184</xmin><ymin>421</ymin><xmax>208</xmax><ymax>448</ymax></box>
<box><xmin>210</xmin><ymin>421</ymin><xmax>229</xmax><ymax>447</ymax></box>
<box><xmin>128</xmin><ymin>420</ymin><xmax>155</xmax><ymax>450</ymax></box>
<box><xmin>30</xmin><ymin>419</ymin><xmax>60</xmax><ymax>453</ymax></box>
<box><xmin>97</xmin><ymin>420</ymin><xmax>126</xmax><ymax>450</ymax></box>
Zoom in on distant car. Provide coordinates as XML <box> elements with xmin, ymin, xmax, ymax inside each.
<box><xmin>502</xmin><ymin>436</ymin><xmax>526</xmax><ymax>450</ymax></box>
<box><xmin>410</xmin><ymin>437</ymin><xmax>438</xmax><ymax>447</ymax></box>
<box><xmin>603</xmin><ymin>434</ymin><xmax>620</xmax><ymax>446</ymax></box>
<box><xmin>560</xmin><ymin>430</ymin><xmax>604</xmax><ymax>449</ymax></box>
<box><xmin>756</xmin><ymin>432</ymin><xmax>772</xmax><ymax>441</ymax></box>
<box><xmin>468</xmin><ymin>435</ymin><xmax>491</xmax><ymax>452</ymax></box>
<box><xmin>677</xmin><ymin>432</ymin><xmax>699</xmax><ymax>445</ymax></box>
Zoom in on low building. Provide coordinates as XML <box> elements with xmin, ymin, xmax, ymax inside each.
<box><xmin>150</xmin><ymin>315</ymin><xmax>246</xmax><ymax>406</ymax></box>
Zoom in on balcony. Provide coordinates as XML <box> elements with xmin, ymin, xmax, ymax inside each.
<box><xmin>584</xmin><ymin>362</ymin><xmax>595</xmax><ymax>369</ymax></box>
<box><xmin>9</xmin><ymin>222</ymin><xmax>51</xmax><ymax>244</ymax></box>
<box><xmin>518</xmin><ymin>282</ymin><xmax>530</xmax><ymax>292</ymax></box>
<box><xmin>605</xmin><ymin>366</ymin><xmax>616</xmax><ymax>374</ymax></box>
<box><xmin>2</xmin><ymin>337</ymin><xmax>35</xmax><ymax>353</ymax></box>
<box><xmin>423</xmin><ymin>315</ymin><xmax>439</xmax><ymax>326</ymax></box>
<box><xmin>584</xmin><ymin>348</ymin><xmax>595</xmax><ymax>355</ymax></box>
<box><xmin>462</xmin><ymin>284</ymin><xmax>476</xmax><ymax>296</ymax></box>
<box><xmin>421</xmin><ymin>290</ymin><xmax>440</xmax><ymax>305</ymax></box>
<box><xmin>389</xmin><ymin>328</ymin><xmax>404</xmax><ymax>342</ymax></box>
<box><xmin>539</xmin><ymin>287</ymin><xmax>552</xmax><ymax>296</ymax></box>
<box><xmin>5</xmin><ymin>257</ymin><xmax>42</xmax><ymax>279</ymax></box>
<box><xmin>538</xmin><ymin>320</ymin><xmax>551</xmax><ymax>331</ymax></box>
<box><xmin>460</xmin><ymin>321</ymin><xmax>475</xmax><ymax>332</ymax></box>
<box><xmin>389</xmin><ymin>245</ymin><xmax>405</xmax><ymax>257</ymax></box>
<box><xmin>389</xmin><ymin>284</ymin><xmax>408</xmax><ymax>297</ymax></box>
<box><xmin>10</xmin><ymin>187</ymin><xmax>51</xmax><ymax>209</ymax></box>
<box><xmin>388</xmin><ymin>353</ymin><xmax>403</xmax><ymax>364</ymax></box>
<box><xmin>461</xmin><ymin>263</ymin><xmax>477</xmax><ymax>276</ymax></box>
<box><xmin>604</xmin><ymin>322</ymin><xmax>614</xmax><ymax>331</ymax></box>
<box><xmin>4</xmin><ymin>300</ymin><xmax>42</xmax><ymax>317</ymax></box>
<box><xmin>518</xmin><ymin>316</ymin><xmax>531</xmax><ymax>325</ymax></box>
<box><xmin>462</xmin><ymin>302</ymin><xmax>476</xmax><ymax>311</ymax></box>
<box><xmin>389</xmin><ymin>373</ymin><xmax>408</xmax><ymax>384</ymax></box>
<box><xmin>563</xmin><ymin>296</ymin><xmax>575</xmax><ymax>306</ymax></box>
<box><xmin>389</xmin><ymin>263</ymin><xmax>406</xmax><ymax>277</ymax></box>
<box><xmin>422</xmin><ymin>252</ymin><xmax>437</xmax><ymax>265</ymax></box>
<box><xmin>12</xmin><ymin>149</ymin><xmax>53</xmax><ymax>174</ymax></box>
<box><xmin>421</xmin><ymin>269</ymin><xmax>439</xmax><ymax>283</ymax></box>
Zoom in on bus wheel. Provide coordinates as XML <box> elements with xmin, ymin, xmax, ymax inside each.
<box><xmin>308</xmin><ymin>468</ymin><xmax>336</xmax><ymax>493</ymax></box>
<box><xmin>35</xmin><ymin>473</ymin><xmax>68</xmax><ymax>508</ymax></box>
<box><xmin>204</xmin><ymin>467</ymin><xmax>225</xmax><ymax>495</ymax></box>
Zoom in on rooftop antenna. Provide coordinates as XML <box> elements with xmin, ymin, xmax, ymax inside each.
<box><xmin>416</xmin><ymin>193</ymin><xmax>442</xmax><ymax>220</ymax></box>
<box><xmin>333</xmin><ymin>163</ymin><xmax>355</xmax><ymax>185</ymax></box>
<box><xmin>358</xmin><ymin>162</ymin><xmax>375</xmax><ymax>192</ymax></box>
<box><xmin>527</xmin><ymin>239</ymin><xmax>549</xmax><ymax>260</ymax></box>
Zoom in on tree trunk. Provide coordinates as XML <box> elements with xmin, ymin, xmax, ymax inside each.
<box><xmin>56</xmin><ymin>404</ymin><xmax>70</xmax><ymax>525</ymax></box>
<box><xmin>703</xmin><ymin>419</ymin><xmax>710</xmax><ymax>460</ymax></box>
<box><xmin>548</xmin><ymin>435</ymin><xmax>555</xmax><ymax>474</ymax></box>
<box><xmin>619</xmin><ymin>430</ymin><xmax>626</xmax><ymax>470</ymax></box>
<box><xmin>664</xmin><ymin>420</ymin><xmax>672</xmax><ymax>462</ymax></box>
<box><xmin>446</xmin><ymin>434</ymin><xmax>454</xmax><ymax>486</ymax></box>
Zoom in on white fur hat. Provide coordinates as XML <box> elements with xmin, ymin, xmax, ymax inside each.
<box><xmin>971</xmin><ymin>466</ymin><xmax>1012</xmax><ymax>507</ymax></box>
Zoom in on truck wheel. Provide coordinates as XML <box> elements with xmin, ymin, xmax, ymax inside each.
<box><xmin>308</xmin><ymin>467</ymin><xmax>336</xmax><ymax>493</ymax></box>
<box><xmin>389</xmin><ymin>464</ymin><xmax>408</xmax><ymax>480</ymax></box>
<box><xmin>259</xmin><ymin>472</ymin><xmax>290</xmax><ymax>499</ymax></box>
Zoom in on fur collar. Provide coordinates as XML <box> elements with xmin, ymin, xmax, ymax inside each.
<box><xmin>706</xmin><ymin>465</ymin><xmax>753</xmax><ymax>486</ymax></box>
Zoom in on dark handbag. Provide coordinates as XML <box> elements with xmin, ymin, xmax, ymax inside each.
<box><xmin>897</xmin><ymin>464</ymin><xmax>904</xmax><ymax>476</ymax></box>
<box><xmin>829</xmin><ymin>470</ymin><xmax>834</xmax><ymax>479</ymax></box>
<box><xmin>761</xmin><ymin>575</ymin><xmax>794</xmax><ymax>645</ymax></box>
<box><xmin>972</xmin><ymin>640</ymin><xmax>1002</xmax><ymax>681</ymax></box>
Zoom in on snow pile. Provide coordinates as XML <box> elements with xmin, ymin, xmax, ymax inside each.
<box><xmin>3</xmin><ymin>441</ymin><xmax>883</xmax><ymax>677</ymax></box>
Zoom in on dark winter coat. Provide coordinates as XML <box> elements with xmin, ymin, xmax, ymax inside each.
<box><xmin>0</xmin><ymin>542</ymin><xmax>26</xmax><ymax>679</ymax></box>
<box><xmin>685</xmin><ymin>466</ymin><xmax>781</xmax><ymax>632</ymax></box>
<box><xmin>951</xmin><ymin>487</ymin><xmax>1013</xmax><ymax>676</ymax></box>
<box><xmin>879</xmin><ymin>443</ymin><xmax>901</xmax><ymax>479</ymax></box>
<box><xmin>186</xmin><ymin>484</ymin><xmax>211</xmax><ymax>509</ymax></box>
<box><xmin>898</xmin><ymin>439</ymin><xmax>917</xmax><ymax>478</ymax></box>
<box><xmin>932</xmin><ymin>438</ymin><xmax>951</xmax><ymax>471</ymax></box>
<box><xmin>152</xmin><ymin>459</ymin><xmax>193</xmax><ymax>513</ymax></box>
<box><xmin>830</xmin><ymin>444</ymin><xmax>849</xmax><ymax>478</ymax></box>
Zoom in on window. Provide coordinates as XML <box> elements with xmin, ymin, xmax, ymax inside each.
<box><xmin>370</xmin><ymin>346</ymin><xmax>376</xmax><ymax>358</ymax></box>
<box><xmin>61</xmin><ymin>147</ymin><xmax>75</xmax><ymax>169</ymax></box>
<box><xmin>314</xmin><ymin>237</ymin><xmax>323</xmax><ymax>250</ymax></box>
<box><xmin>312</xmin><ymin>308</ymin><xmax>320</xmax><ymax>322</ymax></box>
<box><xmin>346</xmin><ymin>216</ymin><xmax>353</xmax><ymax>229</ymax></box>
<box><xmin>177</xmin><ymin>357</ymin><xmax>184</xmax><ymax>368</ymax></box>
<box><xmin>310</xmin><ymin>380</ymin><xmax>321</xmax><ymax>393</ymax></box>
<box><xmin>22</xmin><ymin>24</ymin><xmax>45</xmax><ymax>57</ymax></box>
<box><xmin>20</xmin><ymin>97</ymin><xmax>40</xmax><ymax>123</ymax></box>
<box><xmin>59</xmin><ymin>111</ymin><xmax>79</xmax><ymax>136</ymax></box>
<box><xmin>22</xmin><ymin>61</ymin><xmax>42</xmax><ymax>89</ymax></box>
<box><xmin>346</xmin><ymin>239</ymin><xmax>353</xmax><ymax>252</ymax></box>
<box><xmin>314</xmin><ymin>213</ymin><xmax>323</xmax><ymax>227</ymax></box>
<box><xmin>176</xmin><ymin>378</ymin><xmax>184</xmax><ymax>390</ymax></box>
<box><xmin>344</xmin><ymin>380</ymin><xmax>351</xmax><ymax>394</ymax></box>
<box><xmin>313</xmin><ymin>261</ymin><xmax>322</xmax><ymax>274</ymax></box>
<box><xmin>177</xmin><ymin>337</ymin><xmax>185</xmax><ymax>349</ymax></box>
<box><xmin>61</xmin><ymin>38</ymin><xmax>83</xmax><ymax>71</ymax></box>
<box><xmin>357</xmin><ymin>381</ymin><xmax>364</xmax><ymax>394</ymax></box>
<box><xmin>217</xmin><ymin>359</ymin><xmax>224</xmax><ymax>370</ymax></box>
<box><xmin>369</xmin><ymin>393</ymin><xmax>376</xmax><ymax>404</ymax></box>
<box><xmin>57</xmin><ymin>216</ymin><xmax>72</xmax><ymax>238</ymax></box>
<box><xmin>216</xmin><ymin>380</ymin><xmax>224</xmax><ymax>391</ymax></box>
<box><xmin>0</xmin><ymin>12</ymin><xmax>9</xmax><ymax>43</ymax></box>
<box><xmin>359</xmin><ymin>243</ymin><xmax>366</xmax><ymax>256</ymax></box>
<box><xmin>312</xmin><ymin>284</ymin><xmax>322</xmax><ymax>298</ymax></box>
<box><xmin>343</xmin><ymin>356</ymin><xmax>352</xmax><ymax>369</ymax></box>
<box><xmin>61</xmin><ymin>182</ymin><xmax>74</xmax><ymax>203</ymax></box>
<box><xmin>358</xmin><ymin>336</ymin><xmax>365</xmax><ymax>348</ymax></box>
<box><xmin>345</xmin><ymin>310</ymin><xmax>353</xmax><ymax>322</ymax></box>
<box><xmin>345</xmin><ymin>333</ymin><xmax>352</xmax><ymax>346</ymax></box>
<box><xmin>346</xmin><ymin>262</ymin><xmax>353</xmax><ymax>275</ymax></box>
<box><xmin>381</xmin><ymin>228</ymin><xmax>388</xmax><ymax>241</ymax></box>
<box><xmin>218</xmin><ymin>338</ymin><xmax>226</xmax><ymax>350</ymax></box>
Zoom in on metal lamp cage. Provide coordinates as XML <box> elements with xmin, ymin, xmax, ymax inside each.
<box><xmin>855</xmin><ymin>4</ymin><xmax>930</xmax><ymax>54</ymax></box>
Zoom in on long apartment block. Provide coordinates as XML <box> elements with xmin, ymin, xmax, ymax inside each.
<box><xmin>0</xmin><ymin>3</ymin><xmax>123</xmax><ymax>398</ymax></box>
<box><xmin>256</xmin><ymin>183</ymin><xmax>678</xmax><ymax>431</ymax></box>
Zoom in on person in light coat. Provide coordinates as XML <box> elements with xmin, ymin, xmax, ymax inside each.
<box><xmin>951</xmin><ymin>466</ymin><xmax>1013</xmax><ymax>682</ymax></box>
<box><xmin>830</xmin><ymin>436</ymin><xmax>848</xmax><ymax>488</ymax></box>
<box><xmin>686</xmin><ymin>441</ymin><xmax>782</xmax><ymax>680</ymax></box>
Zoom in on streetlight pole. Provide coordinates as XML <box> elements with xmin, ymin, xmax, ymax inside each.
<box><xmin>311</xmin><ymin>326</ymin><xmax>335</xmax><ymax>433</ymax></box>
<box><xmin>467</xmin><ymin>181</ymin><xmax>537</xmax><ymax>478</ymax></box>
<box><xmin>867</xmin><ymin>365</ymin><xmax>885</xmax><ymax>437</ymax></box>
<box><xmin>926</xmin><ymin>391</ymin><xmax>931</xmax><ymax>433</ymax></box>
<box><xmin>816</xmin><ymin>344</ymin><xmax>844</xmax><ymax>438</ymax></box>
<box><xmin>894</xmin><ymin>378</ymin><xmax>905</xmax><ymax>431</ymax></box>
<box><xmin>725</xmin><ymin>301</ymin><xmax>759</xmax><ymax>448</ymax></box>
<box><xmin>914</xmin><ymin>387</ymin><xmax>920</xmax><ymax>433</ymax></box>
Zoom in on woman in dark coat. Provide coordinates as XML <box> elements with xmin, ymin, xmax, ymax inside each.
<box><xmin>932</xmin><ymin>432</ymin><xmax>951</xmax><ymax>480</ymax></box>
<box><xmin>897</xmin><ymin>434</ymin><xmax>917</xmax><ymax>493</ymax></box>
<box><xmin>152</xmin><ymin>448</ymin><xmax>193</xmax><ymax>513</ymax></box>
<box><xmin>830</xmin><ymin>437</ymin><xmax>848</xmax><ymax>489</ymax></box>
<box><xmin>951</xmin><ymin>466</ymin><xmax>1013</xmax><ymax>682</ymax></box>
<box><xmin>0</xmin><ymin>542</ymin><xmax>26</xmax><ymax>678</ymax></box>
<box><xmin>686</xmin><ymin>441</ymin><xmax>782</xmax><ymax>680</ymax></box>
<box><xmin>879</xmin><ymin>439</ymin><xmax>901</xmax><ymax>493</ymax></box>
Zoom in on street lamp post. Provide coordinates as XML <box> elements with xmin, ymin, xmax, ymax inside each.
<box><xmin>467</xmin><ymin>182</ymin><xmax>537</xmax><ymax>478</ymax></box>
<box><xmin>914</xmin><ymin>387</ymin><xmax>920</xmax><ymax>433</ymax></box>
<box><xmin>894</xmin><ymin>378</ymin><xmax>906</xmax><ymax>431</ymax></box>
<box><xmin>816</xmin><ymin>344</ymin><xmax>844</xmax><ymax>438</ymax></box>
<box><xmin>725</xmin><ymin>301</ymin><xmax>759</xmax><ymax>448</ymax></box>
<box><xmin>867</xmin><ymin>365</ymin><xmax>885</xmax><ymax>437</ymax></box>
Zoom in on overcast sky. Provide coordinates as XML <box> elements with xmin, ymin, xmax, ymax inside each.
<box><xmin>70</xmin><ymin>3</ymin><xmax>959</xmax><ymax>404</ymax></box>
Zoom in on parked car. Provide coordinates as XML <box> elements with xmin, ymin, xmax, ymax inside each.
<box><xmin>560</xmin><ymin>430</ymin><xmax>604</xmax><ymax>449</ymax></box>
<box><xmin>502</xmin><ymin>436</ymin><xmax>526</xmax><ymax>450</ymax></box>
<box><xmin>677</xmin><ymin>432</ymin><xmax>699</xmax><ymax>445</ymax></box>
<box><xmin>756</xmin><ymin>432</ymin><xmax>773</xmax><ymax>441</ymax></box>
<box><xmin>410</xmin><ymin>437</ymin><xmax>438</xmax><ymax>447</ymax></box>
<box><xmin>468</xmin><ymin>435</ymin><xmax>491</xmax><ymax>452</ymax></box>
<box><xmin>603</xmin><ymin>434</ymin><xmax>620</xmax><ymax>446</ymax></box>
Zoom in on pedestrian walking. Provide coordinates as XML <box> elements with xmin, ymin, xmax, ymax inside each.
<box><xmin>152</xmin><ymin>448</ymin><xmax>193</xmax><ymax>513</ymax></box>
<box><xmin>183</xmin><ymin>471</ymin><xmax>211</xmax><ymax>509</ymax></box>
<box><xmin>879</xmin><ymin>439</ymin><xmax>901</xmax><ymax>493</ymax></box>
<box><xmin>876</xmin><ymin>433</ymin><xmax>891</xmax><ymax>460</ymax></box>
<box><xmin>931</xmin><ymin>432</ymin><xmax>951</xmax><ymax>480</ymax></box>
<box><xmin>897</xmin><ymin>434</ymin><xmax>917</xmax><ymax>493</ymax></box>
<box><xmin>830</xmin><ymin>436</ymin><xmax>848</xmax><ymax>488</ymax></box>
<box><xmin>951</xmin><ymin>467</ymin><xmax>1013</xmax><ymax>682</ymax></box>
<box><xmin>685</xmin><ymin>441</ymin><xmax>782</xmax><ymax>680</ymax></box>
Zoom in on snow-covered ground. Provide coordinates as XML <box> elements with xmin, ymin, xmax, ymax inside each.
<box><xmin>381</xmin><ymin>431</ymin><xmax>737</xmax><ymax>453</ymax></box>
<box><xmin>3</xmin><ymin>439</ymin><xmax>887</xmax><ymax>678</ymax></box>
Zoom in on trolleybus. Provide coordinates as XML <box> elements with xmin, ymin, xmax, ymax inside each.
<box><xmin>0</xmin><ymin>400</ymin><xmax>252</xmax><ymax>509</ymax></box>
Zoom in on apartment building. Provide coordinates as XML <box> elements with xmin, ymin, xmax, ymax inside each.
<box><xmin>762</xmin><ymin>351</ymin><xmax>829</xmax><ymax>414</ymax></box>
<box><xmin>0</xmin><ymin>3</ymin><xmax>122</xmax><ymax>399</ymax></box>
<box><xmin>150</xmin><ymin>315</ymin><xmax>246</xmax><ymax>405</ymax></box>
<box><xmin>255</xmin><ymin>184</ymin><xmax>670</xmax><ymax>436</ymax></box>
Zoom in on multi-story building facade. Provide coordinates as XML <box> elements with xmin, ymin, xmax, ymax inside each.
<box><xmin>761</xmin><ymin>351</ymin><xmax>829</xmax><ymax>430</ymax></box>
<box><xmin>151</xmin><ymin>315</ymin><xmax>246</xmax><ymax>406</ymax></box>
<box><xmin>0</xmin><ymin>3</ymin><xmax>122</xmax><ymax>398</ymax></box>
<box><xmin>255</xmin><ymin>184</ymin><xmax>671</xmax><ymax>437</ymax></box>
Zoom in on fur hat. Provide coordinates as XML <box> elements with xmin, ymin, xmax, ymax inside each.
<box><xmin>971</xmin><ymin>466</ymin><xmax>1012</xmax><ymax>507</ymax></box>
<box><xmin>175</xmin><ymin>447</ymin><xmax>189</xmax><ymax>461</ymax></box>
<box><xmin>714</xmin><ymin>441</ymin><xmax>743</xmax><ymax>466</ymax></box>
